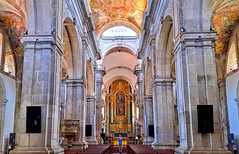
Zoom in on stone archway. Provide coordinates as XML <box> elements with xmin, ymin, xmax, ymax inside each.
<box><xmin>143</xmin><ymin>59</ymin><xmax>154</xmax><ymax>144</ymax></box>
<box><xmin>62</xmin><ymin>17</ymin><xmax>82</xmax><ymax>79</ymax></box>
<box><xmin>151</xmin><ymin>15</ymin><xmax>177</xmax><ymax>149</ymax></box>
<box><xmin>85</xmin><ymin>59</ymin><xmax>98</xmax><ymax>144</ymax></box>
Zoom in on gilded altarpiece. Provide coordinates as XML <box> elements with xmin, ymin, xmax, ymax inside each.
<box><xmin>108</xmin><ymin>79</ymin><xmax>132</xmax><ymax>137</ymax></box>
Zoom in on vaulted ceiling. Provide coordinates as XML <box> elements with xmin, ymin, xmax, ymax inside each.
<box><xmin>89</xmin><ymin>0</ymin><xmax>147</xmax><ymax>32</ymax></box>
<box><xmin>212</xmin><ymin>0</ymin><xmax>239</xmax><ymax>54</ymax></box>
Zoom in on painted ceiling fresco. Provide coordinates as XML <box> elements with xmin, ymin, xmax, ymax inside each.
<box><xmin>89</xmin><ymin>0</ymin><xmax>148</xmax><ymax>31</ymax></box>
<box><xmin>213</xmin><ymin>1</ymin><xmax>239</xmax><ymax>54</ymax></box>
<box><xmin>0</xmin><ymin>1</ymin><xmax>25</xmax><ymax>55</ymax></box>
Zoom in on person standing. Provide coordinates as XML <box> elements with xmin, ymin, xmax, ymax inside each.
<box><xmin>118</xmin><ymin>135</ymin><xmax>123</xmax><ymax>153</ymax></box>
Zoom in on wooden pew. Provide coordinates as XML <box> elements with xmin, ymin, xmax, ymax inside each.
<box><xmin>127</xmin><ymin>144</ymin><xmax>156</xmax><ymax>154</ymax></box>
<box><xmin>64</xmin><ymin>144</ymin><xmax>112</xmax><ymax>154</ymax></box>
<box><xmin>127</xmin><ymin>144</ymin><xmax>174</xmax><ymax>154</ymax></box>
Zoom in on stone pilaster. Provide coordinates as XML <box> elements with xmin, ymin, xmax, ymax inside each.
<box><xmin>152</xmin><ymin>78</ymin><xmax>177</xmax><ymax>149</ymax></box>
<box><xmin>174</xmin><ymin>32</ymin><xmax>230</xmax><ymax>154</ymax></box>
<box><xmin>14</xmin><ymin>77</ymin><xmax>22</xmax><ymax>134</ymax></box>
<box><xmin>105</xmin><ymin>93</ymin><xmax>110</xmax><ymax>135</ymax></box>
<box><xmin>131</xmin><ymin>94</ymin><xmax>136</xmax><ymax>136</ymax></box>
<box><xmin>59</xmin><ymin>82</ymin><xmax>66</xmax><ymax>120</ymax></box>
<box><xmin>134</xmin><ymin>64</ymin><xmax>144</xmax><ymax>136</ymax></box>
<box><xmin>64</xmin><ymin>79</ymin><xmax>87</xmax><ymax>149</ymax></box>
<box><xmin>0</xmin><ymin>99</ymin><xmax>7</xmax><ymax>154</ymax></box>
<box><xmin>11</xmin><ymin>35</ymin><xmax>64</xmax><ymax>154</ymax></box>
<box><xmin>95</xmin><ymin>65</ymin><xmax>105</xmax><ymax>143</ymax></box>
<box><xmin>143</xmin><ymin>95</ymin><xmax>154</xmax><ymax>145</ymax></box>
<box><xmin>85</xmin><ymin>95</ymin><xmax>98</xmax><ymax>144</ymax></box>
<box><xmin>218</xmin><ymin>78</ymin><xmax>230</xmax><ymax>150</ymax></box>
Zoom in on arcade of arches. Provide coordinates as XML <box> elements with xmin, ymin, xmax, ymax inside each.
<box><xmin>0</xmin><ymin>0</ymin><xmax>239</xmax><ymax>154</ymax></box>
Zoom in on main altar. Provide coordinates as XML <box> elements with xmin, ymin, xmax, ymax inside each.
<box><xmin>106</xmin><ymin>79</ymin><xmax>134</xmax><ymax>145</ymax></box>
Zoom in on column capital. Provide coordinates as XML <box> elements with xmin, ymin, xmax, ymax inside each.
<box><xmin>21</xmin><ymin>35</ymin><xmax>64</xmax><ymax>56</ymax></box>
<box><xmin>134</xmin><ymin>64</ymin><xmax>143</xmax><ymax>83</ymax></box>
<box><xmin>174</xmin><ymin>31</ymin><xmax>217</xmax><ymax>49</ymax></box>
<box><xmin>152</xmin><ymin>77</ymin><xmax>174</xmax><ymax>86</ymax></box>
<box><xmin>65</xmin><ymin>79</ymin><xmax>86</xmax><ymax>87</ymax></box>
<box><xmin>144</xmin><ymin>95</ymin><xmax>153</xmax><ymax>100</ymax></box>
<box><xmin>96</xmin><ymin>65</ymin><xmax>106</xmax><ymax>76</ymax></box>
<box><xmin>134</xmin><ymin>64</ymin><xmax>143</xmax><ymax>75</ymax></box>
<box><xmin>96</xmin><ymin>65</ymin><xmax>106</xmax><ymax>83</ymax></box>
<box><xmin>86</xmin><ymin>95</ymin><xmax>96</xmax><ymax>100</ymax></box>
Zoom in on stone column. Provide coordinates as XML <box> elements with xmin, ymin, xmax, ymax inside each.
<box><xmin>85</xmin><ymin>95</ymin><xmax>98</xmax><ymax>144</ymax></box>
<box><xmin>0</xmin><ymin>99</ymin><xmax>7</xmax><ymax>154</ymax></box>
<box><xmin>152</xmin><ymin>78</ymin><xmax>177</xmax><ymax>149</ymax></box>
<box><xmin>134</xmin><ymin>64</ymin><xmax>144</xmax><ymax>136</ymax></box>
<box><xmin>14</xmin><ymin>73</ymin><xmax>23</xmax><ymax>134</ymax></box>
<box><xmin>174</xmin><ymin>32</ymin><xmax>230</xmax><ymax>154</ymax></box>
<box><xmin>59</xmin><ymin>82</ymin><xmax>66</xmax><ymax>120</ymax></box>
<box><xmin>65</xmin><ymin>79</ymin><xmax>87</xmax><ymax>148</ymax></box>
<box><xmin>105</xmin><ymin>93</ymin><xmax>110</xmax><ymax>135</ymax></box>
<box><xmin>218</xmin><ymin>78</ymin><xmax>230</xmax><ymax>150</ymax></box>
<box><xmin>95</xmin><ymin>65</ymin><xmax>105</xmax><ymax>143</ymax></box>
<box><xmin>11</xmin><ymin>35</ymin><xmax>64</xmax><ymax>154</ymax></box>
<box><xmin>131</xmin><ymin>94</ymin><xmax>136</xmax><ymax>136</ymax></box>
<box><xmin>143</xmin><ymin>95</ymin><xmax>154</xmax><ymax>145</ymax></box>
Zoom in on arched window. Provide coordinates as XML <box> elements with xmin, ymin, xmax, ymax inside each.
<box><xmin>0</xmin><ymin>30</ymin><xmax>16</xmax><ymax>76</ymax></box>
<box><xmin>227</xmin><ymin>35</ymin><xmax>238</xmax><ymax>74</ymax></box>
<box><xmin>4</xmin><ymin>42</ymin><xmax>15</xmax><ymax>76</ymax></box>
<box><xmin>102</xmin><ymin>26</ymin><xmax>137</xmax><ymax>37</ymax></box>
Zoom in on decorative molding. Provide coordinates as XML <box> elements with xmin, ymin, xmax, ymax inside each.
<box><xmin>65</xmin><ymin>79</ymin><xmax>86</xmax><ymax>87</ymax></box>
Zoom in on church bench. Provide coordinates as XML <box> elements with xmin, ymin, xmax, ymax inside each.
<box><xmin>127</xmin><ymin>144</ymin><xmax>157</xmax><ymax>154</ymax></box>
<box><xmin>80</xmin><ymin>145</ymin><xmax>112</xmax><ymax>154</ymax></box>
<box><xmin>64</xmin><ymin>145</ymin><xmax>112</xmax><ymax>154</ymax></box>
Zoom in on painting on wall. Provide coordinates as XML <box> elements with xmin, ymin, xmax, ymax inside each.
<box><xmin>116</xmin><ymin>91</ymin><xmax>125</xmax><ymax>116</ymax></box>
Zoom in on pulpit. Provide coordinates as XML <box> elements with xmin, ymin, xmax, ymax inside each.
<box><xmin>60</xmin><ymin>119</ymin><xmax>80</xmax><ymax>148</ymax></box>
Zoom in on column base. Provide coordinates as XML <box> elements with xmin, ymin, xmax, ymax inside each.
<box><xmin>152</xmin><ymin>141</ymin><xmax>179</xmax><ymax>150</ymax></box>
<box><xmin>61</xmin><ymin>141</ymin><xmax>88</xmax><ymax>150</ymax></box>
<box><xmin>10</xmin><ymin>146</ymin><xmax>64</xmax><ymax>154</ymax></box>
<box><xmin>143</xmin><ymin>137</ymin><xmax>154</xmax><ymax>145</ymax></box>
<box><xmin>85</xmin><ymin>137</ymin><xmax>98</xmax><ymax>145</ymax></box>
<box><xmin>174</xmin><ymin>146</ymin><xmax>232</xmax><ymax>154</ymax></box>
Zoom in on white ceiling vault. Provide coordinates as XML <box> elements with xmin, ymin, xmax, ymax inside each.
<box><xmin>102</xmin><ymin>47</ymin><xmax>138</xmax><ymax>89</ymax></box>
<box><xmin>98</xmin><ymin>26</ymin><xmax>140</xmax><ymax>90</ymax></box>
<box><xmin>87</xmin><ymin>0</ymin><xmax>148</xmax><ymax>91</ymax></box>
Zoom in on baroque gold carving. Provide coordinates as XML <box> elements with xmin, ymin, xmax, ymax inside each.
<box><xmin>108</xmin><ymin>79</ymin><xmax>132</xmax><ymax>136</ymax></box>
